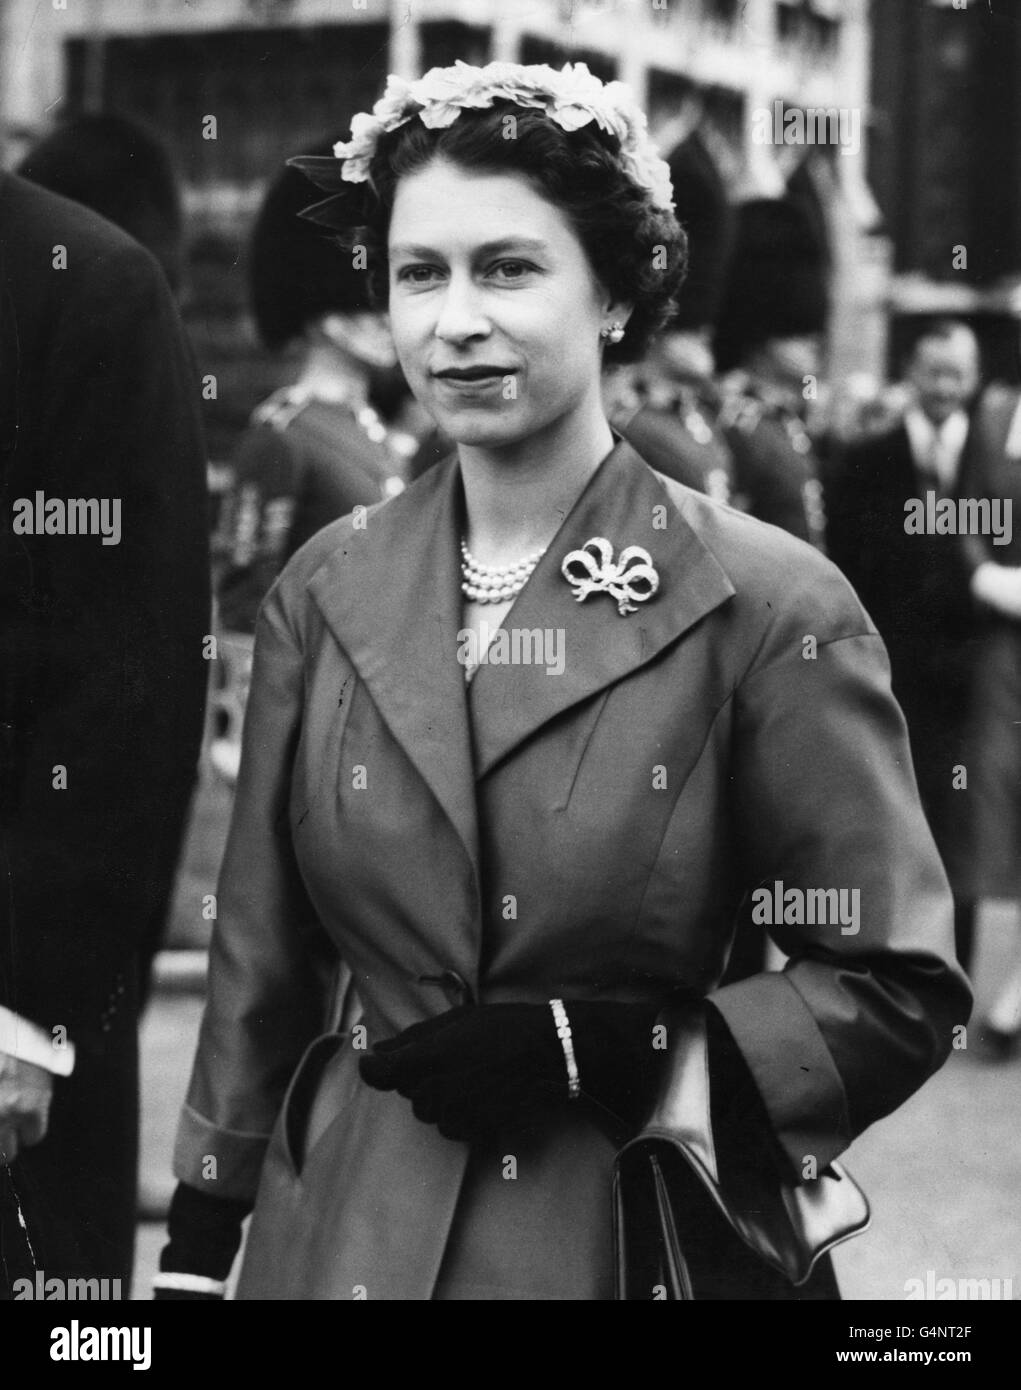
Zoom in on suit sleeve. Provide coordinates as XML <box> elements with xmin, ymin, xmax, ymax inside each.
<box><xmin>174</xmin><ymin>582</ymin><xmax>333</xmax><ymax>1200</ymax></box>
<box><xmin>956</xmin><ymin>389</ymin><xmax>1014</xmax><ymax>574</ymax></box>
<box><xmin>1</xmin><ymin>236</ymin><xmax>210</xmax><ymax>1051</ymax></box>
<box><xmin>707</xmin><ymin>573</ymin><xmax>972</xmax><ymax>1174</ymax></box>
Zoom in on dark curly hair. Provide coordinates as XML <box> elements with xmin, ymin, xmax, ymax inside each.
<box><xmin>322</xmin><ymin>103</ymin><xmax>687</xmax><ymax>364</ymax></box>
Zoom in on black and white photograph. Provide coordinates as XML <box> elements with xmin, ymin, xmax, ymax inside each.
<box><xmin>0</xmin><ymin>0</ymin><xmax>1018</xmax><ymax>1358</ymax></box>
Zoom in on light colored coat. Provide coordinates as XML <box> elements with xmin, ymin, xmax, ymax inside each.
<box><xmin>174</xmin><ymin>439</ymin><xmax>970</xmax><ymax>1300</ymax></box>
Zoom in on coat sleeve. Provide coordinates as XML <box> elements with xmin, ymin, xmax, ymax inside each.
<box><xmin>706</xmin><ymin>566</ymin><xmax>972</xmax><ymax>1175</ymax></box>
<box><xmin>174</xmin><ymin>579</ymin><xmax>334</xmax><ymax>1200</ymax></box>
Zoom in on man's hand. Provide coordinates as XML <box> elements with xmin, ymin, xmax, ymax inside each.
<box><xmin>0</xmin><ymin>1053</ymin><xmax>53</xmax><ymax>1164</ymax></box>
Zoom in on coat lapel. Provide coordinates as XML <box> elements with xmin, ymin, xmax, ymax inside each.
<box><xmin>306</xmin><ymin>459</ymin><xmax>480</xmax><ymax>873</ymax></box>
<box><xmin>468</xmin><ymin>438</ymin><xmax>736</xmax><ymax>776</ymax></box>
<box><xmin>305</xmin><ymin>438</ymin><xmax>736</xmax><ymax>849</ymax></box>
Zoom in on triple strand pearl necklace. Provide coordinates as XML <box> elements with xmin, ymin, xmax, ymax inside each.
<box><xmin>460</xmin><ymin>538</ymin><xmax>547</xmax><ymax>603</ymax></box>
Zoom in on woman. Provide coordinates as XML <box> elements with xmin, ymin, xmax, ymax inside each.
<box><xmin>157</xmin><ymin>61</ymin><xmax>969</xmax><ymax>1301</ymax></box>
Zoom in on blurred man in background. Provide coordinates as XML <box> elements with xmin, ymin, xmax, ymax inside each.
<box><xmin>827</xmin><ymin>320</ymin><xmax>982</xmax><ymax>971</ymax></box>
<box><xmin>955</xmin><ymin>373</ymin><xmax>1021</xmax><ymax>1046</ymax></box>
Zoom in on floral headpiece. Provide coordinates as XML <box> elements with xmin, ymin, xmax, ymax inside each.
<box><xmin>289</xmin><ymin>60</ymin><xmax>675</xmax><ymax>221</ymax></box>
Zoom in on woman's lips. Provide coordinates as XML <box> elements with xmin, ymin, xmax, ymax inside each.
<box><xmin>432</xmin><ymin>368</ymin><xmax>515</xmax><ymax>393</ymax></box>
<box><xmin>433</xmin><ymin>367</ymin><xmax>514</xmax><ymax>379</ymax></box>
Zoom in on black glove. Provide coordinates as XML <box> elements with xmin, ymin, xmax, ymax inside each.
<box><xmin>153</xmin><ymin>1182</ymin><xmax>252</xmax><ymax>1300</ymax></box>
<box><xmin>358</xmin><ymin>1001</ymin><xmax>665</xmax><ymax>1142</ymax></box>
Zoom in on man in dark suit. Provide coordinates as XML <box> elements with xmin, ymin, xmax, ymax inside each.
<box><xmin>955</xmin><ymin>381</ymin><xmax>1021</xmax><ymax>1053</ymax></box>
<box><xmin>0</xmin><ymin>172</ymin><xmax>210</xmax><ymax>1294</ymax></box>
<box><xmin>827</xmin><ymin>319</ymin><xmax>981</xmax><ymax>969</ymax></box>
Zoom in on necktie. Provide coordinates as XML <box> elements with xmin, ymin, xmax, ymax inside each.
<box><xmin>923</xmin><ymin>428</ymin><xmax>951</xmax><ymax>496</ymax></box>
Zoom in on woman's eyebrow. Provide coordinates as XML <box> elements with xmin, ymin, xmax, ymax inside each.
<box><xmin>389</xmin><ymin>237</ymin><xmax>550</xmax><ymax>259</ymax></box>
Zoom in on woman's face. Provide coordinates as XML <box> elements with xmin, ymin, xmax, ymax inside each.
<box><xmin>387</xmin><ymin>158</ymin><xmax>626</xmax><ymax>450</ymax></box>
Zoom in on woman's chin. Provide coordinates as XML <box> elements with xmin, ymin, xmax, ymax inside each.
<box><xmin>434</xmin><ymin>409</ymin><xmax>527</xmax><ymax>450</ymax></box>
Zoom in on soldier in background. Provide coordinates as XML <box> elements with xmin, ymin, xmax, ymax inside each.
<box><xmin>215</xmin><ymin>143</ymin><xmax>409</xmax><ymax>640</ymax></box>
<box><xmin>827</xmin><ymin>320</ymin><xmax>982</xmax><ymax>974</ymax></box>
<box><xmin>212</xmin><ymin>145</ymin><xmax>411</xmax><ymax>781</ymax></box>
<box><xmin>613</xmin><ymin>134</ymin><xmax>737</xmax><ymax>504</ymax></box>
<box><xmin>713</xmin><ymin>197</ymin><xmax>830</xmax><ymax>552</ymax></box>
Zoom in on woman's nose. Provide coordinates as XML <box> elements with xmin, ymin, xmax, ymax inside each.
<box><xmin>433</xmin><ymin>275</ymin><xmax>490</xmax><ymax>344</ymax></box>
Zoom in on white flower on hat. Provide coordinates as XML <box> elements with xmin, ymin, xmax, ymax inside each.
<box><xmin>374</xmin><ymin>73</ymin><xmax>416</xmax><ymax>129</ymax></box>
<box><xmin>333</xmin><ymin>111</ymin><xmax>385</xmax><ymax>182</ymax></box>
<box><xmin>412</xmin><ymin>60</ymin><xmax>495</xmax><ymax>126</ymax></box>
<box><xmin>542</xmin><ymin>61</ymin><xmax>616</xmax><ymax>132</ymax></box>
<box><xmin>328</xmin><ymin>59</ymin><xmax>676</xmax><ymax>210</ymax></box>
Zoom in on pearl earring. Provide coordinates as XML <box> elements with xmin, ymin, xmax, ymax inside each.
<box><xmin>600</xmin><ymin>322</ymin><xmax>626</xmax><ymax>345</ymax></box>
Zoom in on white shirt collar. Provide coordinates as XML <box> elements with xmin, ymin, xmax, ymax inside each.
<box><xmin>903</xmin><ymin>406</ymin><xmax>969</xmax><ymax>489</ymax></box>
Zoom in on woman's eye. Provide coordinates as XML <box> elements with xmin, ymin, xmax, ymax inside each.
<box><xmin>396</xmin><ymin>264</ymin><xmax>440</xmax><ymax>284</ymax></box>
<box><xmin>490</xmin><ymin>260</ymin><xmax>533</xmax><ymax>280</ymax></box>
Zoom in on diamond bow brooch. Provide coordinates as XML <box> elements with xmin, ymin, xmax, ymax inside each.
<box><xmin>560</xmin><ymin>537</ymin><xmax>660</xmax><ymax>616</ymax></box>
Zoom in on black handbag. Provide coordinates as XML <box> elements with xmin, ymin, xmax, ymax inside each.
<box><xmin>612</xmin><ymin>1007</ymin><xmax>870</xmax><ymax>1300</ymax></box>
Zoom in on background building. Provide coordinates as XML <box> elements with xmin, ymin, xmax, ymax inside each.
<box><xmin>1</xmin><ymin>0</ymin><xmax>883</xmax><ymax>439</ymax></box>
<box><xmin>870</xmin><ymin>0</ymin><xmax>1021</xmax><ymax>381</ymax></box>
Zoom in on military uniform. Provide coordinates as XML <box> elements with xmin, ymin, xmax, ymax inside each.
<box><xmin>719</xmin><ymin>372</ymin><xmax>827</xmax><ymax>551</ymax></box>
<box><xmin>617</xmin><ymin>133</ymin><xmax>738</xmax><ymax>507</ymax></box>
<box><xmin>216</xmin><ymin>386</ymin><xmax>407</xmax><ymax>635</ymax></box>
<box><xmin>615</xmin><ymin>374</ymin><xmax>736</xmax><ymax>506</ymax></box>
<box><xmin>711</xmin><ymin>195</ymin><xmax>831</xmax><ymax>557</ymax></box>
